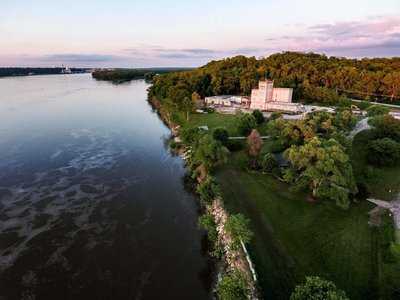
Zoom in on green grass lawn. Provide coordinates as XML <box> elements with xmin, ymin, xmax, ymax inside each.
<box><xmin>189</xmin><ymin>113</ymin><xmax>240</xmax><ymax>135</ymax></box>
<box><xmin>216</xmin><ymin>151</ymin><xmax>400</xmax><ymax>300</ymax></box>
<box><xmin>188</xmin><ymin>112</ymin><xmax>270</xmax><ymax>136</ymax></box>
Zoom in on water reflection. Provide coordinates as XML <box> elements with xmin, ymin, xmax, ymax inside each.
<box><xmin>0</xmin><ymin>74</ymin><xmax>212</xmax><ymax>299</ymax></box>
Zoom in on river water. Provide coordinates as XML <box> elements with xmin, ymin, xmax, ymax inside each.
<box><xmin>0</xmin><ymin>74</ymin><xmax>213</xmax><ymax>299</ymax></box>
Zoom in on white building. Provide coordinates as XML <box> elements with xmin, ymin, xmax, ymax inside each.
<box><xmin>250</xmin><ymin>80</ymin><xmax>303</xmax><ymax>113</ymax></box>
<box><xmin>205</xmin><ymin>95</ymin><xmax>245</xmax><ymax>107</ymax></box>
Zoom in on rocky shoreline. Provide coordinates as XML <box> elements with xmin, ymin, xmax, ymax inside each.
<box><xmin>148</xmin><ymin>96</ymin><xmax>259</xmax><ymax>299</ymax></box>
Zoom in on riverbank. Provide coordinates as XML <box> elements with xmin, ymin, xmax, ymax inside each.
<box><xmin>148</xmin><ymin>96</ymin><xmax>260</xmax><ymax>299</ymax></box>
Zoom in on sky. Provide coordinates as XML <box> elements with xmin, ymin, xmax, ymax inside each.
<box><xmin>1</xmin><ymin>0</ymin><xmax>399</xmax><ymax>67</ymax></box>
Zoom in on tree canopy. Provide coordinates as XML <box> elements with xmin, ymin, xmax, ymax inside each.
<box><xmin>290</xmin><ymin>276</ymin><xmax>349</xmax><ymax>300</ymax></box>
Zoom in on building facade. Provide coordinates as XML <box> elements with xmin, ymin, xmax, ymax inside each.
<box><xmin>205</xmin><ymin>95</ymin><xmax>245</xmax><ymax>107</ymax></box>
<box><xmin>250</xmin><ymin>80</ymin><xmax>302</xmax><ymax>113</ymax></box>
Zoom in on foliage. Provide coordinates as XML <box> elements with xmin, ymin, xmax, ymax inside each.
<box><xmin>217</xmin><ymin>271</ymin><xmax>249</xmax><ymax>300</ymax></box>
<box><xmin>371</xmin><ymin>114</ymin><xmax>400</xmax><ymax>142</ymax></box>
<box><xmin>260</xmin><ymin>153</ymin><xmax>278</xmax><ymax>173</ymax></box>
<box><xmin>192</xmin><ymin>134</ymin><xmax>229</xmax><ymax>172</ymax></box>
<box><xmin>366</xmin><ymin>105</ymin><xmax>390</xmax><ymax>117</ymax></box>
<box><xmin>247</xmin><ymin>129</ymin><xmax>263</xmax><ymax>157</ymax></box>
<box><xmin>198</xmin><ymin>213</ymin><xmax>221</xmax><ymax>257</ymax></box>
<box><xmin>225</xmin><ymin>213</ymin><xmax>253</xmax><ymax>250</ymax></box>
<box><xmin>92</xmin><ymin>68</ymin><xmax>189</xmax><ymax>82</ymax></box>
<box><xmin>290</xmin><ymin>276</ymin><xmax>349</xmax><ymax>300</ymax></box>
<box><xmin>180</xmin><ymin>127</ymin><xmax>202</xmax><ymax>144</ymax></box>
<box><xmin>196</xmin><ymin>175</ymin><xmax>220</xmax><ymax>204</ymax></box>
<box><xmin>247</xmin><ymin>129</ymin><xmax>263</xmax><ymax>168</ymax></box>
<box><xmin>213</xmin><ymin>127</ymin><xmax>229</xmax><ymax>145</ymax></box>
<box><xmin>149</xmin><ymin>52</ymin><xmax>400</xmax><ymax>108</ymax></box>
<box><xmin>237</xmin><ymin>113</ymin><xmax>257</xmax><ymax>136</ymax></box>
<box><xmin>252</xmin><ymin>109</ymin><xmax>265</xmax><ymax>124</ymax></box>
<box><xmin>367</xmin><ymin>138</ymin><xmax>400</xmax><ymax>166</ymax></box>
<box><xmin>284</xmin><ymin>137</ymin><xmax>356</xmax><ymax>209</ymax></box>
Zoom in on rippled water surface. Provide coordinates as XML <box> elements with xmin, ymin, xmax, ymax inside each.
<box><xmin>0</xmin><ymin>74</ymin><xmax>212</xmax><ymax>299</ymax></box>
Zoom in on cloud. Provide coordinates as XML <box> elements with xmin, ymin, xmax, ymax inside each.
<box><xmin>123</xmin><ymin>45</ymin><xmax>269</xmax><ymax>61</ymax></box>
<box><xmin>40</xmin><ymin>54</ymin><xmax>120</xmax><ymax>63</ymax></box>
<box><xmin>264</xmin><ymin>15</ymin><xmax>400</xmax><ymax>57</ymax></box>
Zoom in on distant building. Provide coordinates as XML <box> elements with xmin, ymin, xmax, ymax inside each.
<box><xmin>250</xmin><ymin>80</ymin><xmax>303</xmax><ymax>113</ymax></box>
<box><xmin>205</xmin><ymin>95</ymin><xmax>246</xmax><ymax>107</ymax></box>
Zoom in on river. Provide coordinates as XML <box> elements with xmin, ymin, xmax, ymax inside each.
<box><xmin>0</xmin><ymin>74</ymin><xmax>213</xmax><ymax>299</ymax></box>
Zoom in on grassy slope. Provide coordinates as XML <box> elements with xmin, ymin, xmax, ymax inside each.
<box><xmin>189</xmin><ymin>113</ymin><xmax>239</xmax><ymax>135</ymax></box>
<box><xmin>216</xmin><ymin>152</ymin><xmax>381</xmax><ymax>300</ymax></box>
<box><xmin>188</xmin><ymin>113</ymin><xmax>400</xmax><ymax>299</ymax></box>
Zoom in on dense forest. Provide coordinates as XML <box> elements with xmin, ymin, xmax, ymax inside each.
<box><xmin>0</xmin><ymin>68</ymin><xmax>88</xmax><ymax>77</ymax></box>
<box><xmin>149</xmin><ymin>52</ymin><xmax>400</xmax><ymax>106</ymax></box>
<box><xmin>91</xmin><ymin>68</ymin><xmax>192</xmax><ymax>83</ymax></box>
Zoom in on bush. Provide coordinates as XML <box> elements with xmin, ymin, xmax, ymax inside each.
<box><xmin>367</xmin><ymin>105</ymin><xmax>390</xmax><ymax>117</ymax></box>
<box><xmin>355</xmin><ymin>101</ymin><xmax>372</xmax><ymax>110</ymax></box>
<box><xmin>225</xmin><ymin>213</ymin><xmax>253</xmax><ymax>250</ymax></box>
<box><xmin>226</xmin><ymin>139</ymin><xmax>244</xmax><ymax>152</ymax></box>
<box><xmin>217</xmin><ymin>271</ymin><xmax>249</xmax><ymax>300</ymax></box>
<box><xmin>213</xmin><ymin>127</ymin><xmax>229</xmax><ymax>145</ymax></box>
<box><xmin>252</xmin><ymin>109</ymin><xmax>265</xmax><ymax>124</ymax></box>
<box><xmin>237</xmin><ymin>113</ymin><xmax>257</xmax><ymax>136</ymax></box>
<box><xmin>290</xmin><ymin>276</ymin><xmax>349</xmax><ymax>300</ymax></box>
<box><xmin>367</xmin><ymin>138</ymin><xmax>400</xmax><ymax>166</ymax></box>
<box><xmin>198</xmin><ymin>213</ymin><xmax>222</xmax><ymax>257</ymax></box>
<box><xmin>180</xmin><ymin>127</ymin><xmax>202</xmax><ymax>144</ymax></box>
<box><xmin>196</xmin><ymin>176</ymin><xmax>220</xmax><ymax>204</ymax></box>
<box><xmin>269</xmin><ymin>112</ymin><xmax>282</xmax><ymax>120</ymax></box>
<box><xmin>261</xmin><ymin>153</ymin><xmax>278</xmax><ymax>173</ymax></box>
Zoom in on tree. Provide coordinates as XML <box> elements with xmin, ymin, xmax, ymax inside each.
<box><xmin>192</xmin><ymin>134</ymin><xmax>229</xmax><ymax>172</ymax></box>
<box><xmin>213</xmin><ymin>127</ymin><xmax>229</xmax><ymax>145</ymax></box>
<box><xmin>284</xmin><ymin>137</ymin><xmax>356</xmax><ymax>209</ymax></box>
<box><xmin>290</xmin><ymin>276</ymin><xmax>349</xmax><ymax>300</ymax></box>
<box><xmin>196</xmin><ymin>175</ymin><xmax>220</xmax><ymax>204</ymax></box>
<box><xmin>252</xmin><ymin>109</ymin><xmax>265</xmax><ymax>124</ymax></box>
<box><xmin>367</xmin><ymin>138</ymin><xmax>400</xmax><ymax>166</ymax></box>
<box><xmin>225</xmin><ymin>213</ymin><xmax>253</xmax><ymax>250</ymax></box>
<box><xmin>182</xmin><ymin>96</ymin><xmax>194</xmax><ymax>121</ymax></box>
<box><xmin>237</xmin><ymin>113</ymin><xmax>257</xmax><ymax>136</ymax></box>
<box><xmin>217</xmin><ymin>271</ymin><xmax>249</xmax><ymax>300</ymax></box>
<box><xmin>180</xmin><ymin>126</ymin><xmax>202</xmax><ymax>144</ymax></box>
<box><xmin>191</xmin><ymin>91</ymin><xmax>203</xmax><ymax>108</ymax></box>
<box><xmin>367</xmin><ymin>105</ymin><xmax>390</xmax><ymax>117</ymax></box>
<box><xmin>371</xmin><ymin>114</ymin><xmax>400</xmax><ymax>142</ymax></box>
<box><xmin>247</xmin><ymin>129</ymin><xmax>263</xmax><ymax>168</ymax></box>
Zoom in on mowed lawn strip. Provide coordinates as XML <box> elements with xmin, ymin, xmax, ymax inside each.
<box><xmin>216</xmin><ymin>151</ymin><xmax>394</xmax><ymax>300</ymax></box>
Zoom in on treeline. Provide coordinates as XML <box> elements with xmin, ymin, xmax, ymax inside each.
<box><xmin>0</xmin><ymin>68</ymin><xmax>88</xmax><ymax>77</ymax></box>
<box><xmin>91</xmin><ymin>68</ymin><xmax>192</xmax><ymax>83</ymax></box>
<box><xmin>149</xmin><ymin>52</ymin><xmax>400</xmax><ymax>105</ymax></box>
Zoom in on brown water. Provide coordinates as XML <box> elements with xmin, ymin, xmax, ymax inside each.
<box><xmin>0</xmin><ymin>74</ymin><xmax>213</xmax><ymax>299</ymax></box>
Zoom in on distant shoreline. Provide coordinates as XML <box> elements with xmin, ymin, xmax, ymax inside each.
<box><xmin>0</xmin><ymin>67</ymin><xmax>91</xmax><ymax>78</ymax></box>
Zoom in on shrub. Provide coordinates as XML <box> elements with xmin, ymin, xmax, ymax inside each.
<box><xmin>196</xmin><ymin>176</ymin><xmax>220</xmax><ymax>204</ymax></box>
<box><xmin>237</xmin><ymin>113</ymin><xmax>257</xmax><ymax>136</ymax></box>
<box><xmin>198</xmin><ymin>213</ymin><xmax>221</xmax><ymax>257</ymax></box>
<box><xmin>252</xmin><ymin>109</ymin><xmax>265</xmax><ymax>124</ymax></box>
<box><xmin>367</xmin><ymin>138</ymin><xmax>400</xmax><ymax>166</ymax></box>
<box><xmin>290</xmin><ymin>276</ymin><xmax>349</xmax><ymax>300</ymax></box>
<box><xmin>217</xmin><ymin>271</ymin><xmax>249</xmax><ymax>300</ymax></box>
<box><xmin>367</xmin><ymin>105</ymin><xmax>390</xmax><ymax>117</ymax></box>
<box><xmin>180</xmin><ymin>126</ymin><xmax>201</xmax><ymax>144</ymax></box>
<box><xmin>261</xmin><ymin>153</ymin><xmax>278</xmax><ymax>173</ymax></box>
<box><xmin>225</xmin><ymin>213</ymin><xmax>253</xmax><ymax>250</ymax></box>
<box><xmin>213</xmin><ymin>127</ymin><xmax>229</xmax><ymax>145</ymax></box>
